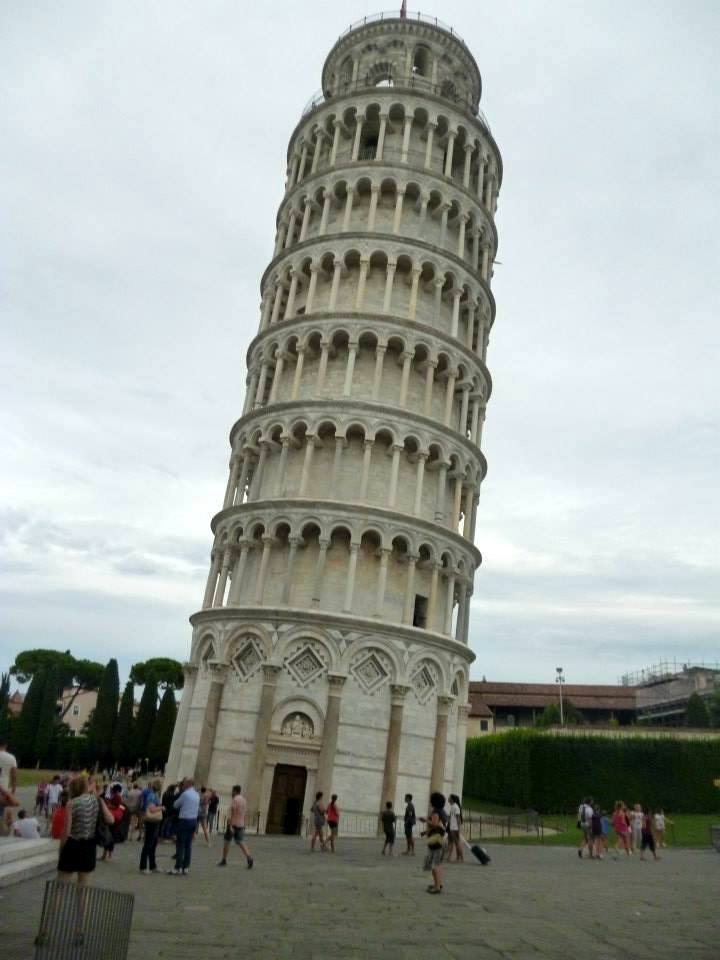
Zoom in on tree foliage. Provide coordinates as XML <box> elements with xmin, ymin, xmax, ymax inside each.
<box><xmin>33</xmin><ymin>667</ymin><xmax>62</xmax><ymax>765</ymax></box>
<box><xmin>89</xmin><ymin>659</ymin><xmax>120</xmax><ymax>767</ymax></box>
<box><xmin>0</xmin><ymin>672</ymin><xmax>12</xmax><ymax>745</ymax></box>
<box><xmin>112</xmin><ymin>681</ymin><xmax>135</xmax><ymax>767</ymax></box>
<box><xmin>465</xmin><ymin>730</ymin><xmax>720</xmax><ymax>813</ymax></box>
<box><xmin>686</xmin><ymin>692</ymin><xmax>711</xmax><ymax>728</ymax></box>
<box><xmin>535</xmin><ymin>699</ymin><xmax>584</xmax><ymax>728</ymax></box>
<box><xmin>14</xmin><ymin>667</ymin><xmax>48</xmax><ymax>766</ymax></box>
<box><xmin>707</xmin><ymin>690</ymin><xmax>720</xmax><ymax>729</ymax></box>
<box><xmin>130</xmin><ymin>658</ymin><xmax>184</xmax><ymax>691</ymax></box>
<box><xmin>148</xmin><ymin>686</ymin><xmax>177</xmax><ymax>770</ymax></box>
<box><xmin>132</xmin><ymin>676</ymin><xmax>158</xmax><ymax>762</ymax></box>
<box><xmin>10</xmin><ymin>649</ymin><xmax>104</xmax><ymax>719</ymax></box>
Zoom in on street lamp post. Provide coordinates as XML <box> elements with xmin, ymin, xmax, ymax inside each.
<box><xmin>556</xmin><ymin>667</ymin><xmax>565</xmax><ymax>727</ymax></box>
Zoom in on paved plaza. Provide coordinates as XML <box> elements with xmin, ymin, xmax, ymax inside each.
<box><xmin>2</xmin><ymin>834</ymin><xmax>718</xmax><ymax>960</ymax></box>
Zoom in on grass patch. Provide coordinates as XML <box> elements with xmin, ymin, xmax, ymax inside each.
<box><xmin>463</xmin><ymin>797</ymin><xmax>718</xmax><ymax>848</ymax></box>
<box><xmin>16</xmin><ymin>769</ymin><xmax>57</xmax><ymax>788</ymax></box>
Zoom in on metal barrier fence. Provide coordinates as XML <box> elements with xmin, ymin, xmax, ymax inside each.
<box><xmin>34</xmin><ymin>881</ymin><xmax>134</xmax><ymax>960</ymax></box>
<box><xmin>461</xmin><ymin>810</ymin><xmax>544</xmax><ymax>842</ymax></box>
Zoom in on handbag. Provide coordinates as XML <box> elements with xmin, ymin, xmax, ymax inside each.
<box><xmin>94</xmin><ymin>813</ymin><xmax>113</xmax><ymax>848</ymax></box>
<box><xmin>144</xmin><ymin>807</ymin><xmax>163</xmax><ymax>823</ymax></box>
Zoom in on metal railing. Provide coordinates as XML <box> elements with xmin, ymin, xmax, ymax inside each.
<box><xmin>462</xmin><ymin>809</ymin><xmax>544</xmax><ymax>842</ymax></box>
<box><xmin>301</xmin><ymin>75</ymin><xmax>490</xmax><ymax>132</ymax></box>
<box><xmin>338</xmin><ymin>11</ymin><xmax>467</xmax><ymax>46</ymax></box>
<box><xmin>34</xmin><ymin>881</ymin><xmax>134</xmax><ymax>960</ymax></box>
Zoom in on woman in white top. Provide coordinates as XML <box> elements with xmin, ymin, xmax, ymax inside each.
<box><xmin>445</xmin><ymin>794</ymin><xmax>464</xmax><ymax>863</ymax></box>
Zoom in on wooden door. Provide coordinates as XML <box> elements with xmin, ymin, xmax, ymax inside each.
<box><xmin>266</xmin><ymin>764</ymin><xmax>307</xmax><ymax>835</ymax></box>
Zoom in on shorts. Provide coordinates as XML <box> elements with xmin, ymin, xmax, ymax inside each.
<box><xmin>225</xmin><ymin>825</ymin><xmax>245</xmax><ymax>844</ymax></box>
<box><xmin>641</xmin><ymin>833</ymin><xmax>655</xmax><ymax>852</ymax></box>
<box><xmin>449</xmin><ymin>829</ymin><xmax>460</xmax><ymax>843</ymax></box>
<box><xmin>383</xmin><ymin>830</ymin><xmax>395</xmax><ymax>844</ymax></box>
<box><xmin>423</xmin><ymin>846</ymin><xmax>443</xmax><ymax>870</ymax></box>
<box><xmin>327</xmin><ymin>822</ymin><xmax>338</xmax><ymax>835</ymax></box>
<box><xmin>404</xmin><ymin>823</ymin><xmax>414</xmax><ymax>838</ymax></box>
<box><xmin>197</xmin><ymin>814</ymin><xmax>208</xmax><ymax>825</ymax></box>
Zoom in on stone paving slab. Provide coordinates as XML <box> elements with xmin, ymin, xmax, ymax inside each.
<box><xmin>1</xmin><ymin>834</ymin><xmax>718</xmax><ymax>960</ymax></box>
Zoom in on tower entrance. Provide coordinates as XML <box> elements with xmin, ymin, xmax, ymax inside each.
<box><xmin>266</xmin><ymin>764</ymin><xmax>307</xmax><ymax>835</ymax></box>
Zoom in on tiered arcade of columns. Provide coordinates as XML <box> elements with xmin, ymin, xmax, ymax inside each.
<box><xmin>166</xmin><ymin>12</ymin><xmax>502</xmax><ymax>831</ymax></box>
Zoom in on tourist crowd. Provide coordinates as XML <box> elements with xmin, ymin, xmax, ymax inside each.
<box><xmin>576</xmin><ymin>796</ymin><xmax>671</xmax><ymax>861</ymax></box>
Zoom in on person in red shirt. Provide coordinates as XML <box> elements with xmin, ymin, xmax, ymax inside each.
<box><xmin>51</xmin><ymin>790</ymin><xmax>69</xmax><ymax>839</ymax></box>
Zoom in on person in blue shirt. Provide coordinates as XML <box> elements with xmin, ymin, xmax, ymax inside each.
<box><xmin>168</xmin><ymin>778</ymin><xmax>200</xmax><ymax>875</ymax></box>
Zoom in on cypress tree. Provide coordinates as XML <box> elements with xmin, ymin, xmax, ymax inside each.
<box><xmin>112</xmin><ymin>681</ymin><xmax>135</xmax><ymax>767</ymax></box>
<box><xmin>90</xmin><ymin>658</ymin><xmax>120</xmax><ymax>768</ymax></box>
<box><xmin>0</xmin><ymin>672</ymin><xmax>12</xmax><ymax>745</ymax></box>
<box><xmin>132</xmin><ymin>676</ymin><xmax>158</xmax><ymax>765</ymax></box>
<box><xmin>148</xmin><ymin>686</ymin><xmax>177</xmax><ymax>771</ymax></box>
<box><xmin>15</xmin><ymin>667</ymin><xmax>47</xmax><ymax>766</ymax></box>
<box><xmin>686</xmin><ymin>692</ymin><xmax>711</xmax><ymax>728</ymax></box>
<box><xmin>33</xmin><ymin>667</ymin><xmax>61</xmax><ymax>766</ymax></box>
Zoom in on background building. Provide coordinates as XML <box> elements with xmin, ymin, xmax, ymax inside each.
<box><xmin>166</xmin><ymin>12</ymin><xmax>502</xmax><ymax>831</ymax></box>
<box><xmin>467</xmin><ymin>662</ymin><xmax>720</xmax><ymax>735</ymax></box>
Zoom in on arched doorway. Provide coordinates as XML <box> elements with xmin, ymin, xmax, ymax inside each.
<box><xmin>266</xmin><ymin>764</ymin><xmax>308</xmax><ymax>834</ymax></box>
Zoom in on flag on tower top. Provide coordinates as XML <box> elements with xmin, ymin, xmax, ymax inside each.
<box><xmin>400</xmin><ymin>0</ymin><xmax>407</xmax><ymax>18</ymax></box>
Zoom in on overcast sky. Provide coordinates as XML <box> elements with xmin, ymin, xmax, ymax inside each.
<box><xmin>2</xmin><ymin>1</ymin><xmax>718</xmax><ymax>689</ymax></box>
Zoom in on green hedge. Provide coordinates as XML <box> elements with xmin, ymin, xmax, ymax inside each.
<box><xmin>464</xmin><ymin>731</ymin><xmax>720</xmax><ymax>813</ymax></box>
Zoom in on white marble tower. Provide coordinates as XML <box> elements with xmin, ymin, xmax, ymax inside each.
<box><xmin>166</xmin><ymin>11</ymin><xmax>502</xmax><ymax>832</ymax></box>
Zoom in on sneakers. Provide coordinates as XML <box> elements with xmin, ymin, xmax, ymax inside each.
<box><xmin>140</xmin><ymin>868</ymin><xmax>151</xmax><ymax>875</ymax></box>
<box><xmin>181</xmin><ymin>869</ymin><xmax>189</xmax><ymax>875</ymax></box>
<box><xmin>167</xmin><ymin>868</ymin><xmax>181</xmax><ymax>875</ymax></box>
<box><xmin>247</xmin><ymin>857</ymin><xmax>254</xmax><ymax>870</ymax></box>
<box><xmin>217</xmin><ymin>859</ymin><xmax>227</xmax><ymax>867</ymax></box>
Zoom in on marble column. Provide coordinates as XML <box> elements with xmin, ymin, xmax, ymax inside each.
<box><xmin>379</xmin><ymin>683</ymin><xmax>410</xmax><ymax>810</ymax></box>
<box><xmin>227</xmin><ymin>541</ymin><xmax>249</xmax><ymax>604</ymax></box>
<box><xmin>212</xmin><ymin>548</ymin><xmax>232</xmax><ymax>607</ymax></box>
<box><xmin>402</xmin><ymin>555</ymin><xmax>418</xmax><ymax>624</ymax></box>
<box><xmin>311</xmin><ymin>538</ymin><xmax>330</xmax><ymax>607</ymax></box>
<box><xmin>430</xmin><ymin>695</ymin><xmax>453</xmax><ymax>794</ymax></box>
<box><xmin>374</xmin><ymin>547</ymin><xmax>390</xmax><ymax>617</ymax></box>
<box><xmin>372</xmin><ymin>346</ymin><xmax>386</xmax><ymax>400</ymax></box>
<box><xmin>424</xmin><ymin>122</ymin><xmax>435</xmax><ymax>168</ymax></box>
<box><xmin>316</xmin><ymin>674</ymin><xmax>347</xmax><ymax>797</ymax></box>
<box><xmin>343</xmin><ymin>543</ymin><xmax>359</xmax><ymax>612</ymax></box>
<box><xmin>202</xmin><ymin>552</ymin><xmax>220</xmax><ymax>609</ymax></box>
<box><xmin>223</xmin><ymin>455</ymin><xmax>240</xmax><ymax>510</ymax></box>
<box><xmin>452</xmin><ymin>702</ymin><xmax>471</xmax><ymax>794</ymax></box>
<box><xmin>244</xmin><ymin>664</ymin><xmax>281</xmax><ymax>820</ymax></box>
<box><xmin>164</xmin><ymin>662</ymin><xmax>198</xmax><ymax>784</ymax></box>
<box><xmin>444</xmin><ymin>130</ymin><xmax>456</xmax><ymax>177</ymax></box>
<box><xmin>193</xmin><ymin>660</ymin><xmax>228</xmax><ymax>787</ymax></box>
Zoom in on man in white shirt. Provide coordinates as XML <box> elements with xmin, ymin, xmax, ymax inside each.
<box><xmin>446</xmin><ymin>794</ymin><xmax>464</xmax><ymax>863</ymax></box>
<box><xmin>0</xmin><ymin>740</ymin><xmax>18</xmax><ymax>833</ymax></box>
<box><xmin>45</xmin><ymin>777</ymin><xmax>62</xmax><ymax>815</ymax></box>
<box><xmin>13</xmin><ymin>809</ymin><xmax>41</xmax><ymax>839</ymax></box>
<box><xmin>0</xmin><ymin>739</ymin><xmax>17</xmax><ymax>794</ymax></box>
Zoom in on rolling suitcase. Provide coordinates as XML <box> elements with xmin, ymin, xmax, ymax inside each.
<box><xmin>470</xmin><ymin>843</ymin><xmax>491</xmax><ymax>865</ymax></box>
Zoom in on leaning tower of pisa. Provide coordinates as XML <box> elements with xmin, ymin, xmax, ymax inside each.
<box><xmin>166</xmin><ymin>11</ymin><xmax>501</xmax><ymax>833</ymax></box>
